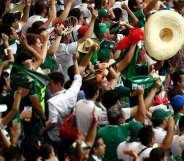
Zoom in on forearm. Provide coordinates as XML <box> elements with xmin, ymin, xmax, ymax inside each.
<box><xmin>43</xmin><ymin>122</ymin><xmax>57</xmax><ymax>133</ymax></box>
<box><xmin>0</xmin><ymin>129</ymin><xmax>11</xmax><ymax>148</ymax></box>
<box><xmin>47</xmin><ymin>36</ymin><xmax>62</xmax><ymax>55</ymax></box>
<box><xmin>21</xmin><ymin>4</ymin><xmax>30</xmax><ymax>22</ymax></box>
<box><xmin>117</xmin><ymin>44</ymin><xmax>136</xmax><ymax>72</ymax></box>
<box><xmin>85</xmin><ymin>121</ymin><xmax>97</xmax><ymax>147</ymax></box>
<box><xmin>144</xmin><ymin>88</ymin><xmax>157</xmax><ymax>109</ymax></box>
<box><xmin>40</xmin><ymin>40</ymin><xmax>48</xmax><ymax>63</ymax></box>
<box><xmin>79</xmin><ymin>50</ymin><xmax>93</xmax><ymax>68</ymax></box>
<box><xmin>135</xmin><ymin>95</ymin><xmax>146</xmax><ymax>123</ymax></box>
<box><xmin>1</xmin><ymin>93</ymin><xmax>22</xmax><ymax>126</ymax></box>
<box><xmin>126</xmin><ymin>8</ymin><xmax>138</xmax><ymax>26</ymax></box>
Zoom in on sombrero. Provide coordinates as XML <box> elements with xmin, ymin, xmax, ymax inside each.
<box><xmin>144</xmin><ymin>10</ymin><xmax>184</xmax><ymax>61</ymax></box>
<box><xmin>78</xmin><ymin>38</ymin><xmax>99</xmax><ymax>53</ymax></box>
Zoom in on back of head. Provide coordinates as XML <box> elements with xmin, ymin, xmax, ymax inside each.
<box><xmin>128</xmin><ymin>0</ymin><xmax>137</xmax><ymax>12</ymax></box>
<box><xmin>102</xmin><ymin>90</ymin><xmax>119</xmax><ymax>109</ymax></box>
<box><xmin>48</xmin><ymin>72</ymin><xmax>65</xmax><ymax>86</ymax></box>
<box><xmin>149</xmin><ymin>147</ymin><xmax>165</xmax><ymax>161</ymax></box>
<box><xmin>179</xmin><ymin>116</ymin><xmax>184</xmax><ymax>133</ymax></box>
<box><xmin>69</xmin><ymin>8</ymin><xmax>82</xmax><ymax>21</ymax></box>
<box><xmin>107</xmin><ymin>103</ymin><xmax>123</xmax><ymax>125</ymax></box>
<box><xmin>139</xmin><ymin>126</ymin><xmax>154</xmax><ymax>147</ymax></box>
<box><xmin>34</xmin><ymin>1</ymin><xmax>49</xmax><ymax>15</ymax></box>
<box><xmin>171</xmin><ymin>66</ymin><xmax>184</xmax><ymax>86</ymax></box>
<box><xmin>83</xmin><ymin>80</ymin><xmax>99</xmax><ymax>99</ymax></box>
<box><xmin>39</xmin><ymin>144</ymin><xmax>53</xmax><ymax>160</ymax></box>
<box><xmin>174</xmin><ymin>1</ymin><xmax>184</xmax><ymax>12</ymax></box>
<box><xmin>113</xmin><ymin>8</ymin><xmax>123</xmax><ymax>21</ymax></box>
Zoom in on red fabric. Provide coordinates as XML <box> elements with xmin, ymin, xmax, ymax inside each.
<box><xmin>113</xmin><ymin>28</ymin><xmax>144</xmax><ymax>51</ymax></box>
<box><xmin>60</xmin><ymin>113</ymin><xmax>79</xmax><ymax>141</ymax></box>
<box><xmin>78</xmin><ymin>25</ymin><xmax>89</xmax><ymax>39</ymax></box>
<box><xmin>153</xmin><ymin>91</ymin><xmax>169</xmax><ymax>105</ymax></box>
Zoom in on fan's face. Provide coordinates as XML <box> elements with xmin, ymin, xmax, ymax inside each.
<box><xmin>136</xmin><ymin>0</ymin><xmax>144</xmax><ymax>9</ymax></box>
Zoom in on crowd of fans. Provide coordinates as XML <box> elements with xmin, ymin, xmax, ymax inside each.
<box><xmin>0</xmin><ymin>0</ymin><xmax>184</xmax><ymax>160</ymax></box>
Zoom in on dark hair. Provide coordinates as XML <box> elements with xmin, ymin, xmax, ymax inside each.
<box><xmin>39</xmin><ymin>144</ymin><xmax>53</xmax><ymax>161</ymax></box>
<box><xmin>48</xmin><ymin>72</ymin><xmax>65</xmax><ymax>86</ymax></box>
<box><xmin>139</xmin><ymin>126</ymin><xmax>154</xmax><ymax>147</ymax></box>
<box><xmin>107</xmin><ymin>104</ymin><xmax>123</xmax><ymax>125</ymax></box>
<box><xmin>3</xmin><ymin>146</ymin><xmax>23</xmax><ymax>161</ymax></box>
<box><xmin>21</xmin><ymin>134</ymin><xmax>40</xmax><ymax>161</ymax></box>
<box><xmin>149</xmin><ymin>147</ymin><xmax>165</xmax><ymax>161</ymax></box>
<box><xmin>174</xmin><ymin>1</ymin><xmax>184</xmax><ymax>12</ymax></box>
<box><xmin>68</xmin><ymin>65</ymin><xmax>75</xmax><ymax>81</ymax></box>
<box><xmin>113</xmin><ymin>8</ymin><xmax>123</xmax><ymax>21</ymax></box>
<box><xmin>179</xmin><ymin>116</ymin><xmax>184</xmax><ymax>133</ymax></box>
<box><xmin>171</xmin><ymin>66</ymin><xmax>184</xmax><ymax>86</ymax></box>
<box><xmin>102</xmin><ymin>90</ymin><xmax>119</xmax><ymax>109</ymax></box>
<box><xmin>83</xmin><ymin>80</ymin><xmax>99</xmax><ymax>99</ymax></box>
<box><xmin>15</xmin><ymin>50</ymin><xmax>33</xmax><ymax>65</ymax></box>
<box><xmin>69</xmin><ymin>8</ymin><xmax>82</xmax><ymax>21</ymax></box>
<box><xmin>0</xmin><ymin>25</ymin><xmax>13</xmax><ymax>37</ymax></box>
<box><xmin>27</xmin><ymin>21</ymin><xmax>45</xmax><ymax>34</ymax></box>
<box><xmin>34</xmin><ymin>1</ymin><xmax>49</xmax><ymax>15</ymax></box>
<box><xmin>128</xmin><ymin>0</ymin><xmax>137</xmax><ymax>12</ymax></box>
<box><xmin>91</xmin><ymin>134</ymin><xmax>103</xmax><ymax>154</ymax></box>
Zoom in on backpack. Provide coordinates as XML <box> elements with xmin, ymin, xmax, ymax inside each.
<box><xmin>59</xmin><ymin>113</ymin><xmax>79</xmax><ymax>141</ymax></box>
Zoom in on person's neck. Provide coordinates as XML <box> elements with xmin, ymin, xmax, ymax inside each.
<box><xmin>54</xmin><ymin>87</ymin><xmax>64</xmax><ymax>95</ymax></box>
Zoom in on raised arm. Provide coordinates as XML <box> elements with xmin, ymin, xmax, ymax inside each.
<box><xmin>117</xmin><ymin>43</ymin><xmax>137</xmax><ymax>73</ymax></box>
<box><xmin>21</xmin><ymin>0</ymin><xmax>31</xmax><ymax>23</ymax></box>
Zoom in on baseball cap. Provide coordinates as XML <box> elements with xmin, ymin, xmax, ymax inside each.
<box><xmin>69</xmin><ymin>141</ymin><xmax>91</xmax><ymax>154</ymax></box>
<box><xmin>171</xmin><ymin>95</ymin><xmax>184</xmax><ymax>111</ymax></box>
<box><xmin>2</xmin><ymin>12</ymin><xmax>21</xmax><ymax>26</ymax></box>
<box><xmin>152</xmin><ymin>108</ymin><xmax>171</xmax><ymax>123</ymax></box>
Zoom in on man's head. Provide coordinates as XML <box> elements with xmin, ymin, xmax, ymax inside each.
<box><xmin>151</xmin><ymin>109</ymin><xmax>171</xmax><ymax>128</ymax></box>
<box><xmin>34</xmin><ymin>1</ymin><xmax>49</xmax><ymax>17</ymax></box>
<box><xmin>174</xmin><ymin>1</ymin><xmax>184</xmax><ymax>16</ymax></box>
<box><xmin>91</xmin><ymin>135</ymin><xmax>106</xmax><ymax>158</ymax></box>
<box><xmin>48</xmin><ymin>72</ymin><xmax>65</xmax><ymax>94</ymax></box>
<box><xmin>107</xmin><ymin>103</ymin><xmax>124</xmax><ymax>125</ymax></box>
<box><xmin>139</xmin><ymin>126</ymin><xmax>155</xmax><ymax>147</ymax></box>
<box><xmin>128</xmin><ymin>0</ymin><xmax>144</xmax><ymax>12</ymax></box>
<box><xmin>83</xmin><ymin>80</ymin><xmax>99</xmax><ymax>100</ymax></box>
<box><xmin>69</xmin><ymin>8</ymin><xmax>83</xmax><ymax>24</ymax></box>
<box><xmin>0</xmin><ymin>25</ymin><xmax>18</xmax><ymax>40</ymax></box>
<box><xmin>171</xmin><ymin>66</ymin><xmax>184</xmax><ymax>88</ymax></box>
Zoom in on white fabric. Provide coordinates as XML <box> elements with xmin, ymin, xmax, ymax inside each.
<box><xmin>21</xmin><ymin>15</ymin><xmax>48</xmax><ymax>34</ymax></box>
<box><xmin>47</xmin><ymin>74</ymin><xmax>82</xmax><ymax>141</ymax></box>
<box><xmin>75</xmin><ymin>100</ymin><xmax>131</xmax><ymax>135</ymax></box>
<box><xmin>117</xmin><ymin>141</ymin><xmax>140</xmax><ymax>161</ymax></box>
<box><xmin>91</xmin><ymin>155</ymin><xmax>102</xmax><ymax>161</ymax></box>
<box><xmin>55</xmin><ymin>42</ymin><xmax>78</xmax><ymax>81</ymax></box>
<box><xmin>153</xmin><ymin>127</ymin><xmax>167</xmax><ymax>144</ymax></box>
<box><xmin>117</xmin><ymin>141</ymin><xmax>157</xmax><ymax>161</ymax></box>
<box><xmin>75</xmin><ymin>99</ymin><xmax>107</xmax><ymax>135</ymax></box>
<box><xmin>171</xmin><ymin>135</ymin><xmax>184</xmax><ymax>157</ymax></box>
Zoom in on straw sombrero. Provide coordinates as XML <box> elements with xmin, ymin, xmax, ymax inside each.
<box><xmin>78</xmin><ymin>38</ymin><xmax>99</xmax><ymax>53</ymax></box>
<box><xmin>144</xmin><ymin>10</ymin><xmax>184</xmax><ymax>61</ymax></box>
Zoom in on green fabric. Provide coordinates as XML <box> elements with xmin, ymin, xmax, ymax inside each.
<box><xmin>134</xmin><ymin>10</ymin><xmax>146</xmax><ymax>28</ymax></box>
<box><xmin>115</xmin><ymin>45</ymin><xmax>141</xmax><ymax>79</ymax></box>
<box><xmin>98</xmin><ymin>9</ymin><xmax>109</xmax><ymax>19</ymax></box>
<box><xmin>79</xmin><ymin>50</ymin><xmax>98</xmax><ymax>65</ymax></box>
<box><xmin>99</xmin><ymin>21</ymin><xmax>111</xmax><ymax>33</ymax></box>
<box><xmin>110</xmin><ymin>22</ymin><xmax>120</xmax><ymax>35</ymax></box>
<box><xmin>88</xmin><ymin>157</ymin><xmax>96</xmax><ymax>161</ymax></box>
<box><xmin>128</xmin><ymin>120</ymin><xmax>143</xmax><ymax>139</ymax></box>
<box><xmin>152</xmin><ymin>109</ymin><xmax>171</xmax><ymax>123</ymax></box>
<box><xmin>98</xmin><ymin>124</ymin><xmax>129</xmax><ymax>161</ymax></box>
<box><xmin>173</xmin><ymin>113</ymin><xmax>182</xmax><ymax>124</ymax></box>
<box><xmin>41</xmin><ymin>55</ymin><xmax>56</xmax><ymax>72</ymax></box>
<box><xmin>10</xmin><ymin>64</ymin><xmax>48</xmax><ymax>112</ymax></box>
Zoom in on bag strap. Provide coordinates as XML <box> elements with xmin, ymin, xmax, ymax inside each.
<box><xmin>138</xmin><ymin>147</ymin><xmax>149</xmax><ymax>156</ymax></box>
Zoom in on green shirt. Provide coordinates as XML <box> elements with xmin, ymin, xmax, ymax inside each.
<box><xmin>98</xmin><ymin>124</ymin><xmax>129</xmax><ymax>161</ymax></box>
<box><xmin>134</xmin><ymin>10</ymin><xmax>146</xmax><ymax>28</ymax></box>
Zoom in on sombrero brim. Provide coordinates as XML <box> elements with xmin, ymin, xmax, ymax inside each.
<box><xmin>144</xmin><ymin>10</ymin><xmax>184</xmax><ymax>61</ymax></box>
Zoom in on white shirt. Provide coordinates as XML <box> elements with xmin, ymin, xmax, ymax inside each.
<box><xmin>75</xmin><ymin>99</ymin><xmax>107</xmax><ymax>135</ymax></box>
<box><xmin>47</xmin><ymin>74</ymin><xmax>82</xmax><ymax>141</ymax></box>
<box><xmin>75</xmin><ymin>99</ymin><xmax>131</xmax><ymax>135</ymax></box>
<box><xmin>117</xmin><ymin>141</ymin><xmax>140</xmax><ymax>161</ymax></box>
<box><xmin>55</xmin><ymin>42</ymin><xmax>78</xmax><ymax>81</ymax></box>
<box><xmin>153</xmin><ymin>127</ymin><xmax>167</xmax><ymax>144</ymax></box>
<box><xmin>21</xmin><ymin>15</ymin><xmax>48</xmax><ymax>34</ymax></box>
<box><xmin>171</xmin><ymin>134</ymin><xmax>184</xmax><ymax>157</ymax></box>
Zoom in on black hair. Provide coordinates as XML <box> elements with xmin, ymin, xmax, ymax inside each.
<box><xmin>139</xmin><ymin>126</ymin><xmax>154</xmax><ymax>147</ymax></box>
<box><xmin>113</xmin><ymin>8</ymin><xmax>123</xmax><ymax>21</ymax></box>
<box><xmin>34</xmin><ymin>1</ymin><xmax>49</xmax><ymax>15</ymax></box>
<box><xmin>128</xmin><ymin>0</ymin><xmax>137</xmax><ymax>12</ymax></box>
<box><xmin>90</xmin><ymin>134</ymin><xmax>103</xmax><ymax>154</ymax></box>
<box><xmin>102</xmin><ymin>90</ymin><xmax>119</xmax><ymax>109</ymax></box>
<box><xmin>48</xmin><ymin>72</ymin><xmax>65</xmax><ymax>86</ymax></box>
<box><xmin>39</xmin><ymin>144</ymin><xmax>53</xmax><ymax>161</ymax></box>
<box><xmin>21</xmin><ymin>134</ymin><xmax>40</xmax><ymax>161</ymax></box>
<box><xmin>149</xmin><ymin>147</ymin><xmax>165</xmax><ymax>161</ymax></box>
<box><xmin>27</xmin><ymin>21</ymin><xmax>45</xmax><ymax>34</ymax></box>
<box><xmin>68</xmin><ymin>65</ymin><xmax>75</xmax><ymax>81</ymax></box>
<box><xmin>174</xmin><ymin>1</ymin><xmax>184</xmax><ymax>12</ymax></box>
<box><xmin>179</xmin><ymin>116</ymin><xmax>184</xmax><ymax>133</ymax></box>
<box><xmin>69</xmin><ymin>8</ymin><xmax>82</xmax><ymax>21</ymax></box>
<box><xmin>3</xmin><ymin>146</ymin><xmax>23</xmax><ymax>161</ymax></box>
<box><xmin>83</xmin><ymin>80</ymin><xmax>99</xmax><ymax>99</ymax></box>
<box><xmin>0</xmin><ymin>25</ymin><xmax>13</xmax><ymax>37</ymax></box>
<box><xmin>15</xmin><ymin>50</ymin><xmax>33</xmax><ymax>65</ymax></box>
<box><xmin>171</xmin><ymin>66</ymin><xmax>184</xmax><ymax>86</ymax></box>
<box><xmin>107</xmin><ymin>104</ymin><xmax>123</xmax><ymax>125</ymax></box>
